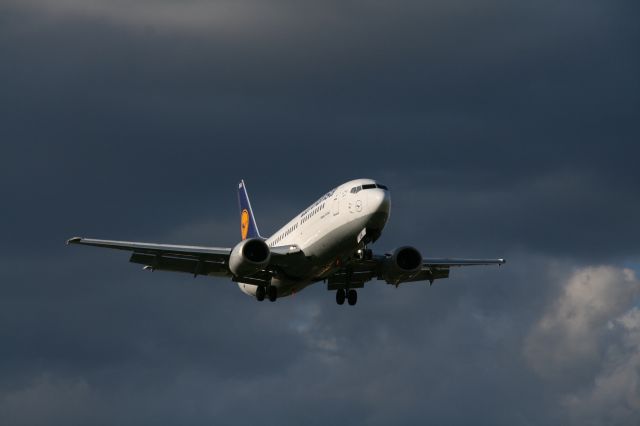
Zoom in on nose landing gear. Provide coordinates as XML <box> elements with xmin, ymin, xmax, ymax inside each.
<box><xmin>355</xmin><ymin>248</ymin><xmax>373</xmax><ymax>260</ymax></box>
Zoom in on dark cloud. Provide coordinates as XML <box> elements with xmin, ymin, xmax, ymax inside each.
<box><xmin>1</xmin><ymin>1</ymin><xmax>639</xmax><ymax>424</ymax></box>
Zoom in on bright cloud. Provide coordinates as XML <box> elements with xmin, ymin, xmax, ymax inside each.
<box><xmin>524</xmin><ymin>266</ymin><xmax>640</xmax><ymax>424</ymax></box>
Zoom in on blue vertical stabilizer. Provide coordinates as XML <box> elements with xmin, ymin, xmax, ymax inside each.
<box><xmin>237</xmin><ymin>180</ymin><xmax>263</xmax><ymax>240</ymax></box>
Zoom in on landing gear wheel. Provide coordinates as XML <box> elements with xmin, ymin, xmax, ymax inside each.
<box><xmin>256</xmin><ymin>286</ymin><xmax>265</xmax><ymax>302</ymax></box>
<box><xmin>267</xmin><ymin>285</ymin><xmax>278</xmax><ymax>302</ymax></box>
<box><xmin>347</xmin><ymin>289</ymin><xmax>358</xmax><ymax>306</ymax></box>
<box><xmin>336</xmin><ymin>288</ymin><xmax>346</xmax><ymax>305</ymax></box>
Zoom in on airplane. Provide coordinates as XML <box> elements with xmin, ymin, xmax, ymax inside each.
<box><xmin>67</xmin><ymin>179</ymin><xmax>505</xmax><ymax>305</ymax></box>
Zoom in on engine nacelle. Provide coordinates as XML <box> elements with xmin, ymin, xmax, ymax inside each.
<box><xmin>382</xmin><ymin>246</ymin><xmax>423</xmax><ymax>284</ymax></box>
<box><xmin>229</xmin><ymin>238</ymin><xmax>271</xmax><ymax>277</ymax></box>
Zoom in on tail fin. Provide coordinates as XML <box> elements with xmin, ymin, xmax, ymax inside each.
<box><xmin>237</xmin><ymin>180</ymin><xmax>263</xmax><ymax>240</ymax></box>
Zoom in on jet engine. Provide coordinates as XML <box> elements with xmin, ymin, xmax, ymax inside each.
<box><xmin>381</xmin><ymin>246</ymin><xmax>423</xmax><ymax>284</ymax></box>
<box><xmin>229</xmin><ymin>238</ymin><xmax>271</xmax><ymax>277</ymax></box>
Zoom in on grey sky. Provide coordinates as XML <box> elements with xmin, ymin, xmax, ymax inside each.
<box><xmin>1</xmin><ymin>1</ymin><xmax>639</xmax><ymax>425</ymax></box>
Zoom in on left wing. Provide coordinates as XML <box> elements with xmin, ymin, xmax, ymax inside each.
<box><xmin>67</xmin><ymin>237</ymin><xmax>232</xmax><ymax>277</ymax></box>
<box><xmin>404</xmin><ymin>257</ymin><xmax>506</xmax><ymax>285</ymax></box>
<box><xmin>326</xmin><ymin>255</ymin><xmax>505</xmax><ymax>289</ymax></box>
<box><xmin>423</xmin><ymin>258</ymin><xmax>506</xmax><ymax>267</ymax></box>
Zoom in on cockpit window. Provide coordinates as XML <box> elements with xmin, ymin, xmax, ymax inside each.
<box><xmin>350</xmin><ymin>186</ymin><xmax>362</xmax><ymax>194</ymax></box>
<box><xmin>360</xmin><ymin>183</ymin><xmax>388</xmax><ymax>191</ymax></box>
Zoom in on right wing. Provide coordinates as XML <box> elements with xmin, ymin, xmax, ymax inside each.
<box><xmin>67</xmin><ymin>237</ymin><xmax>232</xmax><ymax>277</ymax></box>
<box><xmin>67</xmin><ymin>237</ymin><xmax>307</xmax><ymax>284</ymax></box>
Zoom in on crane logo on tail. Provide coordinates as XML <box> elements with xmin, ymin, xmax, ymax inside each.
<box><xmin>241</xmin><ymin>209</ymin><xmax>250</xmax><ymax>240</ymax></box>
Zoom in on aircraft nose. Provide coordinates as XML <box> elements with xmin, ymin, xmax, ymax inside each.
<box><xmin>370</xmin><ymin>188</ymin><xmax>391</xmax><ymax>215</ymax></box>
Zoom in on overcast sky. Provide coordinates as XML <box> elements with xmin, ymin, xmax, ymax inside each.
<box><xmin>2</xmin><ymin>1</ymin><xmax>639</xmax><ymax>425</ymax></box>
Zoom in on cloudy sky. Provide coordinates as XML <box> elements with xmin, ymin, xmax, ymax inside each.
<box><xmin>1</xmin><ymin>0</ymin><xmax>639</xmax><ymax>424</ymax></box>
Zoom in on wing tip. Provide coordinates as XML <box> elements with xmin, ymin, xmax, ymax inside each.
<box><xmin>66</xmin><ymin>237</ymin><xmax>82</xmax><ymax>245</ymax></box>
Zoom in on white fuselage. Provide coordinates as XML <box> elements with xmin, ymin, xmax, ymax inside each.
<box><xmin>238</xmin><ymin>179</ymin><xmax>391</xmax><ymax>297</ymax></box>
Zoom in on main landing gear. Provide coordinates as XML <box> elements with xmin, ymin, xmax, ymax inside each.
<box><xmin>256</xmin><ymin>286</ymin><xmax>265</xmax><ymax>301</ymax></box>
<box><xmin>336</xmin><ymin>288</ymin><xmax>358</xmax><ymax>306</ymax></box>
<box><xmin>256</xmin><ymin>285</ymin><xmax>278</xmax><ymax>302</ymax></box>
<box><xmin>267</xmin><ymin>285</ymin><xmax>277</xmax><ymax>302</ymax></box>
